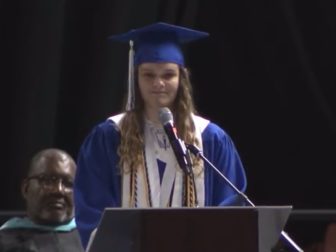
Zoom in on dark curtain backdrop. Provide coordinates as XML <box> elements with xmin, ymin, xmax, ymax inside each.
<box><xmin>1</xmin><ymin>0</ymin><xmax>335</xmax><ymax>211</ymax></box>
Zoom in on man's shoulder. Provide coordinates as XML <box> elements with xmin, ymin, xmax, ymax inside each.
<box><xmin>0</xmin><ymin>228</ymin><xmax>37</xmax><ymax>251</ymax></box>
<box><xmin>0</xmin><ymin>227</ymin><xmax>79</xmax><ymax>235</ymax></box>
<box><xmin>0</xmin><ymin>228</ymin><xmax>83</xmax><ymax>251</ymax></box>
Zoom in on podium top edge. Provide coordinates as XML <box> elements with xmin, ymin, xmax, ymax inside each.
<box><xmin>103</xmin><ymin>206</ymin><xmax>293</xmax><ymax>211</ymax></box>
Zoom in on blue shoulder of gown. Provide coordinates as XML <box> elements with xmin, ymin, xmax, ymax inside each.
<box><xmin>202</xmin><ymin>122</ymin><xmax>247</xmax><ymax>206</ymax></box>
<box><xmin>74</xmin><ymin>119</ymin><xmax>121</xmax><ymax>248</ymax></box>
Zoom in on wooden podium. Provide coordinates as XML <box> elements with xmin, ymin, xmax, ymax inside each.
<box><xmin>87</xmin><ymin>206</ymin><xmax>292</xmax><ymax>252</ymax></box>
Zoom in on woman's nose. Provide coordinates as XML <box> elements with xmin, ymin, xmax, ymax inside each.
<box><xmin>153</xmin><ymin>77</ymin><xmax>164</xmax><ymax>87</ymax></box>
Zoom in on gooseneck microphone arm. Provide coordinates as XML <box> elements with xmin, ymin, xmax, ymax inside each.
<box><xmin>186</xmin><ymin>143</ymin><xmax>303</xmax><ymax>252</ymax></box>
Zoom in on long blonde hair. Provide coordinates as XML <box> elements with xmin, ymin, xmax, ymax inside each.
<box><xmin>118</xmin><ymin>67</ymin><xmax>202</xmax><ymax>174</ymax></box>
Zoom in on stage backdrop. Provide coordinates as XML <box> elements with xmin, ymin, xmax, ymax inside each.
<box><xmin>1</xmin><ymin>0</ymin><xmax>335</xmax><ymax>212</ymax></box>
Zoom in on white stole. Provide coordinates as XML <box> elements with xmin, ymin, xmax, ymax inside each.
<box><xmin>108</xmin><ymin>113</ymin><xmax>209</xmax><ymax>208</ymax></box>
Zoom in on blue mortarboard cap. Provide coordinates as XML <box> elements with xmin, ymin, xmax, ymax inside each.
<box><xmin>109</xmin><ymin>22</ymin><xmax>209</xmax><ymax>66</ymax></box>
<box><xmin>109</xmin><ymin>22</ymin><xmax>209</xmax><ymax>111</ymax></box>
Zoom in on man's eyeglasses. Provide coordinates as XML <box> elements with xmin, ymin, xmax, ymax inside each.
<box><xmin>26</xmin><ymin>174</ymin><xmax>74</xmax><ymax>192</ymax></box>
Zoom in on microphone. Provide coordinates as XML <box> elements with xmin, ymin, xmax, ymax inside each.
<box><xmin>159</xmin><ymin>107</ymin><xmax>192</xmax><ymax>175</ymax></box>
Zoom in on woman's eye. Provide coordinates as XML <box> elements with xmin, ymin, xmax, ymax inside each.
<box><xmin>163</xmin><ymin>73</ymin><xmax>176</xmax><ymax>79</ymax></box>
<box><xmin>143</xmin><ymin>73</ymin><xmax>154</xmax><ymax>78</ymax></box>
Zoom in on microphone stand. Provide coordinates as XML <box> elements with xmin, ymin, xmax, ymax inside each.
<box><xmin>186</xmin><ymin>143</ymin><xmax>303</xmax><ymax>252</ymax></box>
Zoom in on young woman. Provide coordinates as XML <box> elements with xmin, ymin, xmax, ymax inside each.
<box><xmin>74</xmin><ymin>22</ymin><xmax>247</xmax><ymax>249</ymax></box>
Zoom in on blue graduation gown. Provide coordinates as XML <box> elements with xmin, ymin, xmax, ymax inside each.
<box><xmin>74</xmin><ymin>118</ymin><xmax>247</xmax><ymax>248</ymax></box>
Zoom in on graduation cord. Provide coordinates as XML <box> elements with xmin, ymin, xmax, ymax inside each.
<box><xmin>142</xmin><ymin>149</ymin><xmax>153</xmax><ymax>207</ymax></box>
<box><xmin>130</xmin><ymin>168</ymin><xmax>137</xmax><ymax>207</ymax></box>
<box><xmin>184</xmin><ymin>150</ymin><xmax>198</xmax><ymax>207</ymax></box>
<box><xmin>182</xmin><ymin>173</ymin><xmax>197</xmax><ymax>207</ymax></box>
<box><xmin>189</xmin><ymin>171</ymin><xmax>198</xmax><ymax>207</ymax></box>
<box><xmin>130</xmin><ymin>151</ymin><xmax>153</xmax><ymax>207</ymax></box>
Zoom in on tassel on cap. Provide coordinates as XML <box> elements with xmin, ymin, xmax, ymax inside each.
<box><xmin>126</xmin><ymin>40</ymin><xmax>135</xmax><ymax>111</ymax></box>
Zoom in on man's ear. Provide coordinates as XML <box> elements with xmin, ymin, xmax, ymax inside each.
<box><xmin>21</xmin><ymin>179</ymin><xmax>29</xmax><ymax>200</ymax></box>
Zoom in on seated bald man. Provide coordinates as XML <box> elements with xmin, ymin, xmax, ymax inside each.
<box><xmin>0</xmin><ymin>148</ymin><xmax>84</xmax><ymax>251</ymax></box>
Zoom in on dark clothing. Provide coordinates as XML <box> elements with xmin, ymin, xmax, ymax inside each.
<box><xmin>0</xmin><ymin>228</ymin><xmax>84</xmax><ymax>252</ymax></box>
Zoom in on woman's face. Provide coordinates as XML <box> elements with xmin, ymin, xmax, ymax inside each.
<box><xmin>138</xmin><ymin>62</ymin><xmax>180</xmax><ymax>110</ymax></box>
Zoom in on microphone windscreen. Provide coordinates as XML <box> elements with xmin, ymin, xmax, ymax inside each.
<box><xmin>159</xmin><ymin>107</ymin><xmax>173</xmax><ymax>125</ymax></box>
